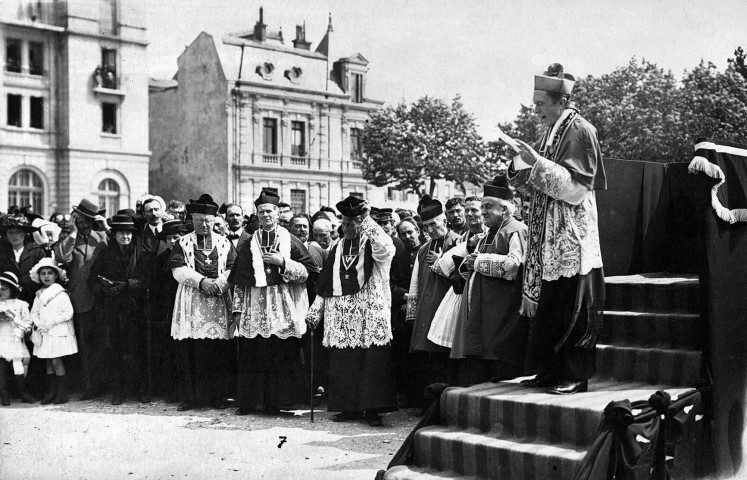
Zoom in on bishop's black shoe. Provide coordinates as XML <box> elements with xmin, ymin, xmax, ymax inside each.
<box><xmin>547</xmin><ymin>380</ymin><xmax>588</xmax><ymax>395</ymax></box>
<box><xmin>519</xmin><ymin>374</ymin><xmax>556</xmax><ymax>388</ymax></box>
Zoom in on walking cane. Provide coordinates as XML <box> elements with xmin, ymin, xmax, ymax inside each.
<box><xmin>309</xmin><ymin>323</ymin><xmax>315</xmax><ymax>424</ymax></box>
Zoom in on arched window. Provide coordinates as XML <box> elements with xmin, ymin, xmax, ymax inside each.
<box><xmin>97</xmin><ymin>178</ymin><xmax>120</xmax><ymax>215</ymax></box>
<box><xmin>8</xmin><ymin>169</ymin><xmax>44</xmax><ymax>214</ymax></box>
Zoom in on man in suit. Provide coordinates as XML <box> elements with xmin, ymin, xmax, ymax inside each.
<box><xmin>140</xmin><ymin>195</ymin><xmax>166</xmax><ymax>255</ymax></box>
<box><xmin>225</xmin><ymin>204</ymin><xmax>251</xmax><ymax>252</ymax></box>
<box><xmin>53</xmin><ymin>199</ymin><xmax>109</xmax><ymax>399</ymax></box>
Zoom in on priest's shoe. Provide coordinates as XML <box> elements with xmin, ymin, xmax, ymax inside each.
<box><xmin>519</xmin><ymin>374</ymin><xmax>556</xmax><ymax>388</ymax></box>
<box><xmin>547</xmin><ymin>380</ymin><xmax>588</xmax><ymax>395</ymax></box>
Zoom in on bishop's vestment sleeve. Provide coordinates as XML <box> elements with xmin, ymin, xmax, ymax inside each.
<box><xmin>473</xmin><ymin>230</ymin><xmax>527</xmax><ymax>281</ymax></box>
<box><xmin>360</xmin><ymin>216</ymin><xmax>395</xmax><ymax>264</ymax></box>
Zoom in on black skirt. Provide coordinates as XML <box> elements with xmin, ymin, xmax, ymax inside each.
<box><xmin>327</xmin><ymin>344</ymin><xmax>398</xmax><ymax>414</ymax></box>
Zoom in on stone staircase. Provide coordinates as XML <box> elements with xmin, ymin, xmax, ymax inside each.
<box><xmin>385</xmin><ymin>273</ymin><xmax>703</xmax><ymax>480</ymax></box>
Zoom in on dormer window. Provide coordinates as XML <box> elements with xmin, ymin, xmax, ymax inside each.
<box><xmin>350</xmin><ymin>73</ymin><xmax>364</xmax><ymax>103</ymax></box>
<box><xmin>256</xmin><ymin>62</ymin><xmax>275</xmax><ymax>80</ymax></box>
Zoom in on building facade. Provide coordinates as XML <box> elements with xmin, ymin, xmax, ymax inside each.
<box><xmin>0</xmin><ymin>0</ymin><xmax>149</xmax><ymax>217</ymax></box>
<box><xmin>150</xmin><ymin>9</ymin><xmax>422</xmax><ymax>215</ymax></box>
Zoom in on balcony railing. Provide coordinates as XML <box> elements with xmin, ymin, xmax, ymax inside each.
<box><xmin>262</xmin><ymin>154</ymin><xmax>280</xmax><ymax>164</ymax></box>
<box><xmin>239</xmin><ymin>154</ymin><xmax>364</xmax><ymax>174</ymax></box>
<box><xmin>289</xmin><ymin>155</ymin><xmax>308</xmax><ymax>167</ymax></box>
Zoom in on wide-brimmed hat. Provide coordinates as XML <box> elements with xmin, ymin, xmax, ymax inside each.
<box><xmin>0</xmin><ymin>271</ymin><xmax>21</xmax><ymax>293</ymax></box>
<box><xmin>158</xmin><ymin>219</ymin><xmax>189</xmax><ymax>239</ymax></box>
<box><xmin>72</xmin><ymin>198</ymin><xmax>105</xmax><ymax>219</ymax></box>
<box><xmin>31</xmin><ymin>218</ymin><xmax>61</xmax><ymax>245</ymax></box>
<box><xmin>29</xmin><ymin>257</ymin><xmax>67</xmax><ymax>284</ymax></box>
<box><xmin>0</xmin><ymin>214</ymin><xmax>38</xmax><ymax>233</ymax></box>
<box><xmin>110</xmin><ymin>213</ymin><xmax>138</xmax><ymax>232</ymax></box>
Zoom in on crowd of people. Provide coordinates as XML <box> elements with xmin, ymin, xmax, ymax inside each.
<box><xmin>0</xmin><ymin>62</ymin><xmax>605</xmax><ymax>427</ymax></box>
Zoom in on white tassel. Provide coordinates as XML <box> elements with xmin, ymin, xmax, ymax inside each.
<box><xmin>688</xmin><ymin>156</ymin><xmax>747</xmax><ymax>224</ymax></box>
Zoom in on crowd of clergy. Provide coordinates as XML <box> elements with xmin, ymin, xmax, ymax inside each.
<box><xmin>0</xmin><ymin>63</ymin><xmax>606</xmax><ymax>427</ymax></box>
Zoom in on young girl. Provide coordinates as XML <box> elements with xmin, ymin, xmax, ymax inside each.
<box><xmin>29</xmin><ymin>258</ymin><xmax>77</xmax><ymax>405</ymax></box>
<box><xmin>0</xmin><ymin>271</ymin><xmax>34</xmax><ymax>405</ymax></box>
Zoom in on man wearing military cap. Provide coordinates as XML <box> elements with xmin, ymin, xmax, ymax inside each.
<box><xmin>510</xmin><ymin>63</ymin><xmax>606</xmax><ymax>395</ymax></box>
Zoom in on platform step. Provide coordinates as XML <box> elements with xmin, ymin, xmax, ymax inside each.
<box><xmin>600</xmin><ymin>311</ymin><xmax>701</xmax><ymax>349</ymax></box>
<box><xmin>414</xmin><ymin>426</ymin><xmax>586</xmax><ymax>480</ymax></box>
<box><xmin>605</xmin><ymin>273</ymin><xmax>699</xmax><ymax>313</ymax></box>
<box><xmin>384</xmin><ymin>465</ymin><xmax>466</xmax><ymax>480</ymax></box>
<box><xmin>596</xmin><ymin>344</ymin><xmax>701</xmax><ymax>386</ymax></box>
<box><xmin>439</xmin><ymin>379</ymin><xmax>692</xmax><ymax>449</ymax></box>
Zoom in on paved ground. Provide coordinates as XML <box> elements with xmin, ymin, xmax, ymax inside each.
<box><xmin>0</xmin><ymin>399</ymin><xmax>421</xmax><ymax>480</ymax></box>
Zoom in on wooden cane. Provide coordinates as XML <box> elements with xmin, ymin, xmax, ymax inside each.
<box><xmin>309</xmin><ymin>324</ymin><xmax>315</xmax><ymax>423</ymax></box>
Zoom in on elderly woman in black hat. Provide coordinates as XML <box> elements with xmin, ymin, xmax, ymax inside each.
<box><xmin>88</xmin><ymin>212</ymin><xmax>151</xmax><ymax>405</ymax></box>
<box><xmin>0</xmin><ymin>213</ymin><xmax>47</xmax><ymax>306</ymax></box>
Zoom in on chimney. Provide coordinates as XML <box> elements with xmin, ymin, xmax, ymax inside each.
<box><xmin>253</xmin><ymin>7</ymin><xmax>267</xmax><ymax>42</ymax></box>
<box><xmin>293</xmin><ymin>23</ymin><xmax>311</xmax><ymax>50</ymax></box>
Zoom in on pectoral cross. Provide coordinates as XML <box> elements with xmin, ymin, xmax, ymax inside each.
<box><xmin>204</xmin><ymin>258</ymin><xmax>212</xmax><ymax>266</ymax></box>
<box><xmin>261</xmin><ymin>229</ymin><xmax>276</xmax><ymax>276</ymax></box>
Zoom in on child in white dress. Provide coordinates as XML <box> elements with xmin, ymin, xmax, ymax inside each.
<box><xmin>0</xmin><ymin>271</ymin><xmax>34</xmax><ymax>405</ymax></box>
<box><xmin>29</xmin><ymin>258</ymin><xmax>77</xmax><ymax>405</ymax></box>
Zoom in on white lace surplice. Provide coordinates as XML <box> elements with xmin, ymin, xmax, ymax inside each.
<box><xmin>306</xmin><ymin>216</ymin><xmax>395</xmax><ymax>349</ymax></box>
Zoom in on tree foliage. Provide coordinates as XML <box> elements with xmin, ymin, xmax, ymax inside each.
<box><xmin>360</xmin><ymin>96</ymin><xmax>490</xmax><ymax>195</ymax></box>
<box><xmin>502</xmin><ymin>53</ymin><xmax>747</xmax><ymax>163</ymax></box>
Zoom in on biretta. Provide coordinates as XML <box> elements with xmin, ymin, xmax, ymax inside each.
<box><xmin>72</xmin><ymin>198</ymin><xmax>105</xmax><ymax>219</ymax></box>
<box><xmin>418</xmin><ymin>195</ymin><xmax>443</xmax><ymax>221</ymax></box>
<box><xmin>254</xmin><ymin>189</ymin><xmax>280</xmax><ymax>208</ymax></box>
<box><xmin>534</xmin><ymin>63</ymin><xmax>575</xmax><ymax>95</ymax></box>
<box><xmin>187</xmin><ymin>194</ymin><xmax>219</xmax><ymax>216</ymax></box>
<box><xmin>336</xmin><ymin>195</ymin><xmax>365</xmax><ymax>218</ymax></box>
<box><xmin>483</xmin><ymin>175</ymin><xmax>514</xmax><ymax>201</ymax></box>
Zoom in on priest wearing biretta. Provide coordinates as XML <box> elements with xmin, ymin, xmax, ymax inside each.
<box><xmin>306</xmin><ymin>195</ymin><xmax>397</xmax><ymax>426</ymax></box>
<box><xmin>229</xmin><ymin>189</ymin><xmax>316</xmax><ymax>416</ymax></box>
<box><xmin>445</xmin><ymin>176</ymin><xmax>529</xmax><ymax>386</ymax></box>
<box><xmin>168</xmin><ymin>194</ymin><xmax>236</xmax><ymax>411</ymax></box>
<box><xmin>509</xmin><ymin>63</ymin><xmax>607</xmax><ymax>395</ymax></box>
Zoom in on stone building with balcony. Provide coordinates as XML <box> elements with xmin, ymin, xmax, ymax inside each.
<box><xmin>150</xmin><ymin>8</ymin><xmax>416</xmax><ymax>214</ymax></box>
<box><xmin>0</xmin><ymin>0</ymin><xmax>149</xmax><ymax>216</ymax></box>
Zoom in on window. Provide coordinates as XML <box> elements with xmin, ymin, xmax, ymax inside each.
<box><xmin>291</xmin><ymin>121</ymin><xmax>306</xmax><ymax>157</ymax></box>
<box><xmin>8</xmin><ymin>170</ymin><xmax>43</xmax><ymax>214</ymax></box>
<box><xmin>30</xmin><ymin>97</ymin><xmax>44</xmax><ymax>129</ymax></box>
<box><xmin>28</xmin><ymin>42</ymin><xmax>44</xmax><ymax>76</ymax></box>
<box><xmin>102</xmin><ymin>102</ymin><xmax>117</xmax><ymax>133</ymax></box>
<box><xmin>349</xmin><ymin>192</ymin><xmax>364</xmax><ymax>200</ymax></box>
<box><xmin>350</xmin><ymin>128</ymin><xmax>364</xmax><ymax>162</ymax></box>
<box><xmin>101</xmin><ymin>48</ymin><xmax>117</xmax><ymax>88</ymax></box>
<box><xmin>7</xmin><ymin>94</ymin><xmax>22</xmax><ymax>127</ymax></box>
<box><xmin>5</xmin><ymin>39</ymin><xmax>21</xmax><ymax>73</ymax></box>
<box><xmin>263</xmin><ymin>118</ymin><xmax>278</xmax><ymax>154</ymax></box>
<box><xmin>387</xmin><ymin>187</ymin><xmax>399</xmax><ymax>201</ymax></box>
<box><xmin>290</xmin><ymin>189</ymin><xmax>306</xmax><ymax>213</ymax></box>
<box><xmin>350</xmin><ymin>73</ymin><xmax>364</xmax><ymax>103</ymax></box>
<box><xmin>97</xmin><ymin>179</ymin><xmax>120</xmax><ymax>214</ymax></box>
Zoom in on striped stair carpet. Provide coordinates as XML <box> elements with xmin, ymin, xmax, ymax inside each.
<box><xmin>384</xmin><ymin>273</ymin><xmax>703</xmax><ymax>480</ymax></box>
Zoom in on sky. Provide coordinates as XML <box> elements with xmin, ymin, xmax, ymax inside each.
<box><xmin>146</xmin><ymin>0</ymin><xmax>747</xmax><ymax>138</ymax></box>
